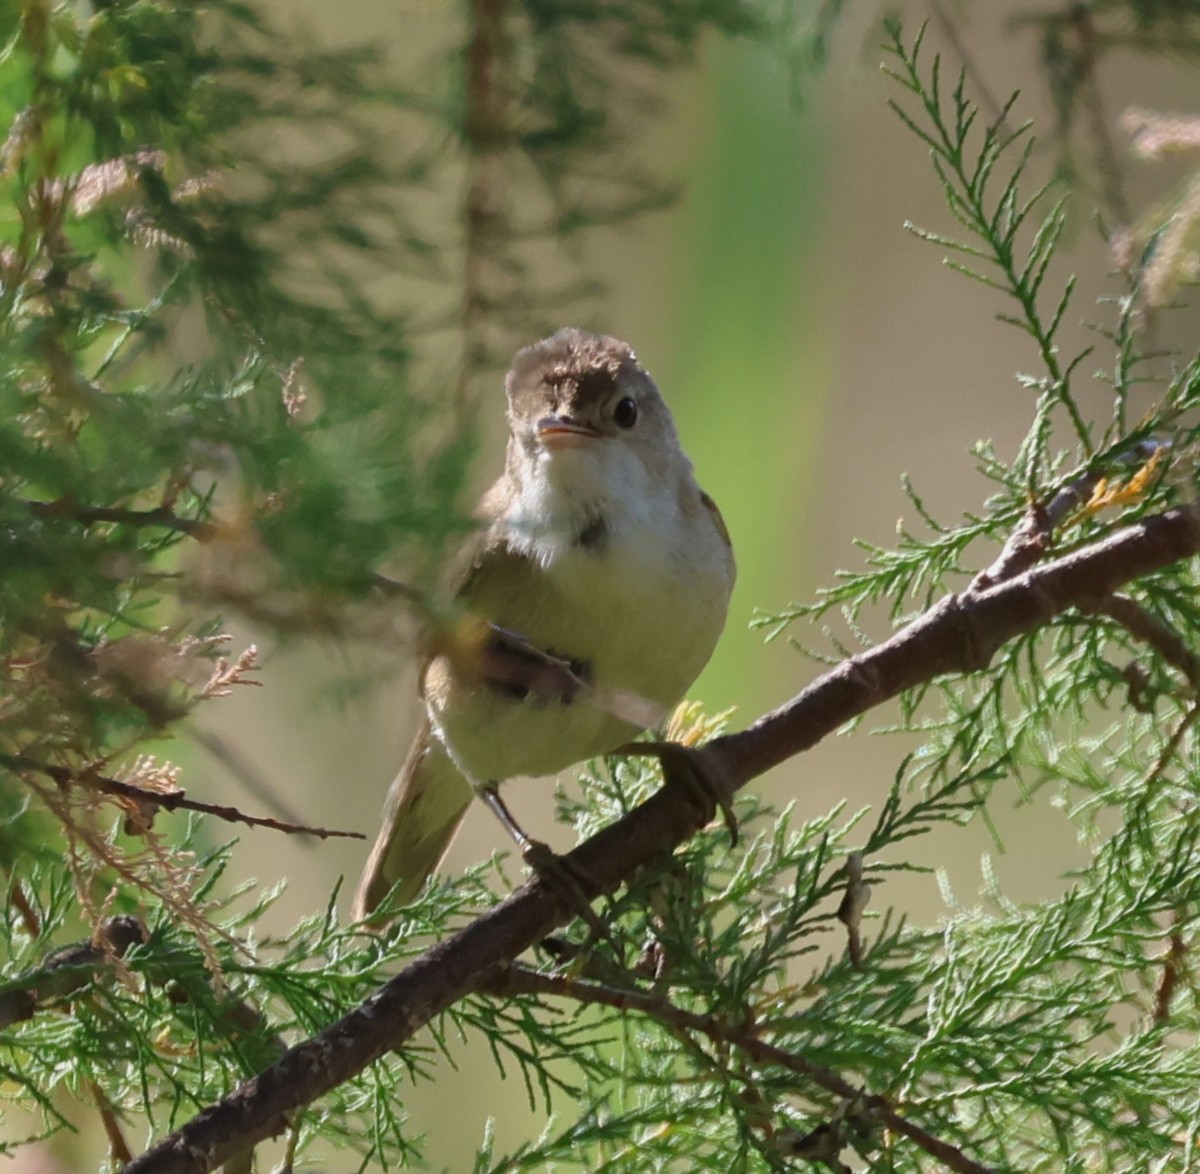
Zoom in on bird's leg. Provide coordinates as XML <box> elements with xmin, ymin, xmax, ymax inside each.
<box><xmin>611</xmin><ymin>741</ymin><xmax>739</xmax><ymax>846</ymax></box>
<box><xmin>477</xmin><ymin>781</ymin><xmax>538</xmax><ymax>854</ymax></box>
<box><xmin>478</xmin><ymin>783</ymin><xmax>614</xmax><ymax>944</ymax></box>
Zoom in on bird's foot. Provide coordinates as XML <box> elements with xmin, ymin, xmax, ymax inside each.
<box><xmin>519</xmin><ymin>838</ymin><xmax>612</xmax><ymax>941</ymax></box>
<box><xmin>479</xmin><ymin>783</ymin><xmax>615</xmax><ymax>949</ymax></box>
<box><xmin>613</xmin><ymin>740</ymin><xmax>738</xmax><ymax>846</ymax></box>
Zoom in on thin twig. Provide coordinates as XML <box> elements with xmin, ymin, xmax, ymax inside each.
<box><xmin>1094</xmin><ymin>593</ymin><xmax>1200</xmax><ymax>690</ymax></box>
<box><xmin>91</xmin><ymin>773</ymin><xmax>367</xmax><ymax>841</ymax></box>
<box><xmin>1140</xmin><ymin>702</ymin><xmax>1200</xmax><ymax>796</ymax></box>
<box><xmin>970</xmin><ymin>471</ymin><xmax>1101</xmax><ymax>590</ymax></box>
<box><xmin>5</xmin><ymin>757</ymin><xmax>365</xmax><ymax>841</ymax></box>
<box><xmin>930</xmin><ymin>1</ymin><xmax>1008</xmax><ymax>129</ymax></box>
<box><xmin>188</xmin><ymin>727</ymin><xmax>311</xmax><ymax>831</ymax></box>
<box><xmin>482</xmin><ymin>964</ymin><xmax>996</xmax><ymax>1174</ymax></box>
<box><xmin>1153</xmin><ymin>915</ymin><xmax>1187</xmax><ymax>1026</ymax></box>
<box><xmin>89</xmin><ymin>1078</ymin><xmax>137</xmax><ymax>1166</ymax></box>
<box><xmin>836</xmin><ymin>851</ymin><xmax>869</xmax><ymax>970</ymax></box>
<box><xmin>23</xmin><ymin>498</ymin><xmax>216</xmax><ymax>540</ymax></box>
<box><xmin>458</xmin><ymin>0</ymin><xmax>511</xmax><ymax>412</ymax></box>
<box><xmin>8</xmin><ymin>880</ymin><xmax>42</xmax><ymax>938</ymax></box>
<box><xmin>0</xmin><ymin>915</ymin><xmax>145</xmax><ymax>1031</ymax></box>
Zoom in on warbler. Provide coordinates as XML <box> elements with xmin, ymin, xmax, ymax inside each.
<box><xmin>353</xmin><ymin>329</ymin><xmax>734</xmax><ymax>919</ymax></box>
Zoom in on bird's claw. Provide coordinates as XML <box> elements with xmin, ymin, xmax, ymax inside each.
<box><xmin>613</xmin><ymin>740</ymin><xmax>738</xmax><ymax>846</ymax></box>
<box><xmin>521</xmin><ymin>838</ymin><xmax>618</xmax><ymax>950</ymax></box>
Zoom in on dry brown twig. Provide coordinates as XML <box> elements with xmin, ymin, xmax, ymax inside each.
<box><xmin>23</xmin><ymin>497</ymin><xmax>217</xmax><ymax>540</ymax></box>
<box><xmin>1153</xmin><ymin>914</ymin><xmax>1189</xmax><ymax>1026</ymax></box>
<box><xmin>4</xmin><ymin>757</ymin><xmax>364</xmax><ymax>841</ymax></box>
<box><xmin>1094</xmin><ymin>592</ymin><xmax>1200</xmax><ymax>690</ymax></box>
<box><xmin>89</xmin><ymin>1078</ymin><xmax>137</xmax><ymax>1167</ymax></box>
<box><xmin>116</xmin><ymin>501</ymin><xmax>1200</xmax><ymax>1174</ymax></box>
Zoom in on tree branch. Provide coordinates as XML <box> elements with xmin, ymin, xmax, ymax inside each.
<box><xmin>457</xmin><ymin>0</ymin><xmax>512</xmax><ymax>410</ymax></box>
<box><xmin>121</xmin><ymin>503</ymin><xmax>1200</xmax><ymax>1174</ymax></box>
<box><xmin>709</xmin><ymin>506</ymin><xmax>1200</xmax><ymax>786</ymax></box>
<box><xmin>4</xmin><ymin>757</ymin><xmax>365</xmax><ymax>841</ymax></box>
<box><xmin>23</xmin><ymin>498</ymin><xmax>216</xmax><ymax>540</ymax></box>
<box><xmin>1093</xmin><ymin>591</ymin><xmax>1200</xmax><ymax>689</ymax></box>
<box><xmin>0</xmin><ymin>915</ymin><xmax>145</xmax><ymax>1031</ymax></box>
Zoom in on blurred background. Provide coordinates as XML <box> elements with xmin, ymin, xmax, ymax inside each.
<box><xmin>13</xmin><ymin>0</ymin><xmax>1200</xmax><ymax>1168</ymax></box>
<box><xmin>203</xmin><ymin>3</ymin><xmax>1200</xmax><ymax>1168</ymax></box>
<box><xmin>201</xmin><ymin>2</ymin><xmax>1200</xmax><ymax>925</ymax></box>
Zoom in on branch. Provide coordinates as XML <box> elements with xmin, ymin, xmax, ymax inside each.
<box><xmin>457</xmin><ymin>0</ymin><xmax>512</xmax><ymax>410</ymax></box>
<box><xmin>23</xmin><ymin>498</ymin><xmax>216</xmax><ymax>540</ymax></box>
<box><xmin>481</xmin><ymin>964</ymin><xmax>996</xmax><ymax>1174</ymax></box>
<box><xmin>969</xmin><ymin>467</ymin><xmax>1100</xmax><ymax>589</ymax></box>
<box><xmin>121</xmin><ymin>504</ymin><xmax>1200</xmax><ymax>1174</ymax></box>
<box><xmin>709</xmin><ymin>507</ymin><xmax>1200</xmax><ymax>786</ymax></box>
<box><xmin>930</xmin><ymin>0</ymin><xmax>1008</xmax><ymax>131</ymax></box>
<box><xmin>0</xmin><ymin>915</ymin><xmax>145</xmax><ymax>1030</ymax></box>
<box><xmin>1093</xmin><ymin>592</ymin><xmax>1200</xmax><ymax>689</ymax></box>
<box><xmin>8</xmin><ymin>880</ymin><xmax>41</xmax><ymax>938</ymax></box>
<box><xmin>89</xmin><ymin>1078</ymin><xmax>137</xmax><ymax>1167</ymax></box>
<box><xmin>5</xmin><ymin>758</ymin><xmax>365</xmax><ymax>841</ymax></box>
<box><xmin>1153</xmin><ymin>915</ymin><xmax>1187</xmax><ymax>1025</ymax></box>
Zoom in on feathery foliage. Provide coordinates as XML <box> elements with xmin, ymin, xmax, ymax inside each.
<box><xmin>5</xmin><ymin>2</ymin><xmax>1200</xmax><ymax>1173</ymax></box>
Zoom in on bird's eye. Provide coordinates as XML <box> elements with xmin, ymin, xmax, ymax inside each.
<box><xmin>612</xmin><ymin>396</ymin><xmax>638</xmax><ymax>429</ymax></box>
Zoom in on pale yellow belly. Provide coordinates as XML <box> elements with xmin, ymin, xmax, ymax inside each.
<box><xmin>424</xmin><ymin>535</ymin><xmax>729</xmax><ymax>786</ymax></box>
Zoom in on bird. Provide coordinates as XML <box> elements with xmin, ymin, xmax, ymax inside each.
<box><xmin>352</xmin><ymin>328</ymin><xmax>735</xmax><ymax>921</ymax></box>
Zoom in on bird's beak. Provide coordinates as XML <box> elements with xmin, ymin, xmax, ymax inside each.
<box><xmin>536</xmin><ymin>415</ymin><xmax>603</xmax><ymax>449</ymax></box>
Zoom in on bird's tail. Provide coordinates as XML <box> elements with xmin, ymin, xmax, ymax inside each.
<box><xmin>352</xmin><ymin>722</ymin><xmax>473</xmax><ymax>922</ymax></box>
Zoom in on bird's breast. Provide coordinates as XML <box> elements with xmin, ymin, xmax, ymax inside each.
<box><xmin>424</xmin><ymin>493</ymin><xmax>732</xmax><ymax>785</ymax></box>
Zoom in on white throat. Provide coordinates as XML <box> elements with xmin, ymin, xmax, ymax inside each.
<box><xmin>504</xmin><ymin>441</ymin><xmax>680</xmax><ymax>568</ymax></box>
